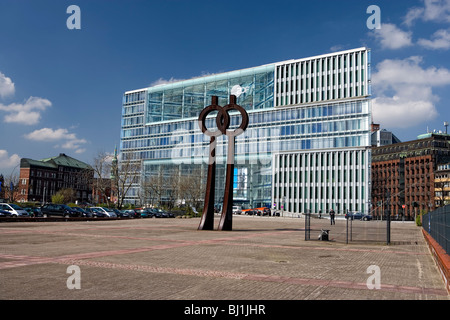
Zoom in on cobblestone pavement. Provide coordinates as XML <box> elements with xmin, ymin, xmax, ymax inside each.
<box><xmin>0</xmin><ymin>215</ymin><xmax>448</xmax><ymax>301</ymax></box>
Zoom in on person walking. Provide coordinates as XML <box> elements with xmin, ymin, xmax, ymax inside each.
<box><xmin>329</xmin><ymin>208</ymin><xmax>335</xmax><ymax>225</ymax></box>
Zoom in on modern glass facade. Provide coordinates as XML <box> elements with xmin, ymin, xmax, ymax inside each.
<box><xmin>120</xmin><ymin>47</ymin><xmax>372</xmax><ymax>212</ymax></box>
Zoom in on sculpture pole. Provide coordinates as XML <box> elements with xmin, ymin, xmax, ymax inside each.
<box><xmin>197</xmin><ymin>95</ymin><xmax>248</xmax><ymax>231</ymax></box>
<box><xmin>218</xmin><ymin>96</ymin><xmax>248</xmax><ymax>231</ymax></box>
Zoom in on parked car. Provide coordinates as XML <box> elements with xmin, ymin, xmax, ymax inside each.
<box><xmin>232</xmin><ymin>206</ymin><xmax>242</xmax><ymax>214</ymax></box>
<box><xmin>122</xmin><ymin>209</ymin><xmax>140</xmax><ymax>219</ymax></box>
<box><xmin>0</xmin><ymin>209</ymin><xmax>13</xmax><ymax>217</ymax></box>
<box><xmin>166</xmin><ymin>211</ymin><xmax>175</xmax><ymax>218</ymax></box>
<box><xmin>243</xmin><ymin>209</ymin><xmax>257</xmax><ymax>215</ymax></box>
<box><xmin>152</xmin><ymin>208</ymin><xmax>174</xmax><ymax>218</ymax></box>
<box><xmin>135</xmin><ymin>208</ymin><xmax>152</xmax><ymax>218</ymax></box>
<box><xmin>345</xmin><ymin>212</ymin><xmax>372</xmax><ymax>221</ymax></box>
<box><xmin>90</xmin><ymin>207</ymin><xmax>117</xmax><ymax>218</ymax></box>
<box><xmin>253</xmin><ymin>207</ymin><xmax>271</xmax><ymax>216</ymax></box>
<box><xmin>147</xmin><ymin>208</ymin><xmax>162</xmax><ymax>218</ymax></box>
<box><xmin>85</xmin><ymin>207</ymin><xmax>109</xmax><ymax>218</ymax></box>
<box><xmin>24</xmin><ymin>207</ymin><xmax>43</xmax><ymax>217</ymax></box>
<box><xmin>0</xmin><ymin>203</ymin><xmax>29</xmax><ymax>217</ymax></box>
<box><xmin>71</xmin><ymin>207</ymin><xmax>92</xmax><ymax>218</ymax></box>
<box><xmin>115</xmin><ymin>210</ymin><xmax>130</xmax><ymax>218</ymax></box>
<box><xmin>40</xmin><ymin>204</ymin><xmax>80</xmax><ymax>218</ymax></box>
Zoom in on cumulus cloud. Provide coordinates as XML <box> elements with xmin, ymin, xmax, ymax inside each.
<box><xmin>0</xmin><ymin>96</ymin><xmax>51</xmax><ymax>125</ymax></box>
<box><xmin>24</xmin><ymin>127</ymin><xmax>87</xmax><ymax>154</ymax></box>
<box><xmin>372</xmin><ymin>56</ymin><xmax>450</xmax><ymax>128</ymax></box>
<box><xmin>418</xmin><ymin>28</ymin><xmax>450</xmax><ymax>49</ymax></box>
<box><xmin>0</xmin><ymin>149</ymin><xmax>20</xmax><ymax>170</ymax></box>
<box><xmin>0</xmin><ymin>72</ymin><xmax>15</xmax><ymax>98</ymax></box>
<box><xmin>404</xmin><ymin>0</ymin><xmax>450</xmax><ymax>26</ymax></box>
<box><xmin>0</xmin><ymin>71</ymin><xmax>51</xmax><ymax>125</ymax></box>
<box><xmin>370</xmin><ymin>23</ymin><xmax>413</xmax><ymax>50</ymax></box>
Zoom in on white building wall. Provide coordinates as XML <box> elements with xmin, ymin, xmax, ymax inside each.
<box><xmin>272</xmin><ymin>147</ymin><xmax>371</xmax><ymax>215</ymax></box>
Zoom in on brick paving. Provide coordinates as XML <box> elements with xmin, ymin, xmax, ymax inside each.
<box><xmin>0</xmin><ymin>215</ymin><xmax>448</xmax><ymax>300</ymax></box>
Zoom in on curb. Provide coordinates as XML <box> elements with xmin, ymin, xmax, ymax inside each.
<box><xmin>422</xmin><ymin>229</ymin><xmax>450</xmax><ymax>294</ymax></box>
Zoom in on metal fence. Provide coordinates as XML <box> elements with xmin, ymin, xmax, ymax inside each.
<box><xmin>422</xmin><ymin>205</ymin><xmax>450</xmax><ymax>255</ymax></box>
<box><xmin>304</xmin><ymin>213</ymin><xmax>390</xmax><ymax>244</ymax></box>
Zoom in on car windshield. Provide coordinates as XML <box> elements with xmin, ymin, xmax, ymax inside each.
<box><xmin>9</xmin><ymin>204</ymin><xmax>22</xmax><ymax>210</ymax></box>
<box><xmin>61</xmin><ymin>205</ymin><xmax>72</xmax><ymax>210</ymax></box>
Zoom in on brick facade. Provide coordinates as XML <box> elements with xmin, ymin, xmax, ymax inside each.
<box><xmin>16</xmin><ymin>153</ymin><xmax>93</xmax><ymax>204</ymax></box>
<box><xmin>371</xmin><ymin>134</ymin><xmax>450</xmax><ymax>220</ymax></box>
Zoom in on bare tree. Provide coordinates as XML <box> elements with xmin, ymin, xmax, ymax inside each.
<box><xmin>111</xmin><ymin>153</ymin><xmax>141</xmax><ymax>209</ymax></box>
<box><xmin>165</xmin><ymin>166</ymin><xmax>181</xmax><ymax>210</ymax></box>
<box><xmin>90</xmin><ymin>152</ymin><xmax>114</xmax><ymax>207</ymax></box>
<box><xmin>178</xmin><ymin>166</ymin><xmax>205</xmax><ymax>211</ymax></box>
<box><xmin>127</xmin><ymin>163</ymin><xmax>205</xmax><ymax>210</ymax></box>
<box><xmin>3</xmin><ymin>172</ymin><xmax>19</xmax><ymax>202</ymax></box>
<box><xmin>142</xmin><ymin>165</ymin><xmax>176</xmax><ymax>208</ymax></box>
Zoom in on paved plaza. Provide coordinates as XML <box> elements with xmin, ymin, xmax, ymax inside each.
<box><xmin>0</xmin><ymin>215</ymin><xmax>448</xmax><ymax>301</ymax></box>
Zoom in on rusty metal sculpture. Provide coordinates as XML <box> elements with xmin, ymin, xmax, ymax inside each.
<box><xmin>198</xmin><ymin>95</ymin><xmax>248</xmax><ymax>231</ymax></box>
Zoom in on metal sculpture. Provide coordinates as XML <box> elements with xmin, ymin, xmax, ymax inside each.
<box><xmin>198</xmin><ymin>95</ymin><xmax>248</xmax><ymax>231</ymax></box>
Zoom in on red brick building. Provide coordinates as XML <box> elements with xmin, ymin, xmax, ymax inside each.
<box><xmin>371</xmin><ymin>133</ymin><xmax>450</xmax><ymax>220</ymax></box>
<box><xmin>17</xmin><ymin>153</ymin><xmax>93</xmax><ymax>204</ymax></box>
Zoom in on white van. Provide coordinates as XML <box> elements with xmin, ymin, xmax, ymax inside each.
<box><xmin>232</xmin><ymin>206</ymin><xmax>242</xmax><ymax>214</ymax></box>
<box><xmin>0</xmin><ymin>203</ymin><xmax>29</xmax><ymax>217</ymax></box>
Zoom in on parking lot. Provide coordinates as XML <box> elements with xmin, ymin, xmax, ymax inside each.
<box><xmin>0</xmin><ymin>215</ymin><xmax>448</xmax><ymax>302</ymax></box>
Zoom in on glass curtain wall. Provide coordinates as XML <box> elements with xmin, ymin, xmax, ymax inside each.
<box><xmin>120</xmin><ymin>48</ymin><xmax>371</xmax><ymax>207</ymax></box>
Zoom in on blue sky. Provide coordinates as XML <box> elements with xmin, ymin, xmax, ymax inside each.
<box><xmin>1</xmin><ymin>0</ymin><xmax>450</xmax><ymax>174</ymax></box>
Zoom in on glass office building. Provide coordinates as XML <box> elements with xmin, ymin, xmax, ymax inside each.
<box><xmin>120</xmin><ymin>47</ymin><xmax>372</xmax><ymax>213</ymax></box>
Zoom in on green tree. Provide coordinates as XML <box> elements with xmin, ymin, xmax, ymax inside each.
<box><xmin>51</xmin><ymin>188</ymin><xmax>75</xmax><ymax>204</ymax></box>
<box><xmin>51</xmin><ymin>193</ymin><xmax>65</xmax><ymax>204</ymax></box>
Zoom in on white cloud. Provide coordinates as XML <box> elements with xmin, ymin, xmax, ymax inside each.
<box><xmin>418</xmin><ymin>28</ymin><xmax>450</xmax><ymax>49</ymax></box>
<box><xmin>0</xmin><ymin>96</ymin><xmax>51</xmax><ymax>125</ymax></box>
<box><xmin>60</xmin><ymin>138</ymin><xmax>88</xmax><ymax>150</ymax></box>
<box><xmin>24</xmin><ymin>127</ymin><xmax>87</xmax><ymax>154</ymax></box>
<box><xmin>0</xmin><ymin>71</ymin><xmax>51</xmax><ymax>125</ymax></box>
<box><xmin>0</xmin><ymin>150</ymin><xmax>20</xmax><ymax>170</ymax></box>
<box><xmin>0</xmin><ymin>72</ymin><xmax>15</xmax><ymax>99</ymax></box>
<box><xmin>372</xmin><ymin>56</ymin><xmax>450</xmax><ymax>128</ymax></box>
<box><xmin>150</xmin><ymin>77</ymin><xmax>186</xmax><ymax>87</ymax></box>
<box><xmin>371</xmin><ymin>23</ymin><xmax>413</xmax><ymax>50</ymax></box>
<box><xmin>24</xmin><ymin>127</ymin><xmax>75</xmax><ymax>141</ymax></box>
<box><xmin>149</xmin><ymin>72</ymin><xmax>219</xmax><ymax>87</ymax></box>
<box><xmin>404</xmin><ymin>0</ymin><xmax>450</xmax><ymax>26</ymax></box>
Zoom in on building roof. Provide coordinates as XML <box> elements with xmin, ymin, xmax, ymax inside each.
<box><xmin>21</xmin><ymin>153</ymin><xmax>92</xmax><ymax>170</ymax></box>
<box><xmin>372</xmin><ymin>133</ymin><xmax>450</xmax><ymax>162</ymax></box>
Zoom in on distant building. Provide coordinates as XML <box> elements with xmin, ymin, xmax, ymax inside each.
<box><xmin>371</xmin><ymin>123</ymin><xmax>401</xmax><ymax>147</ymax></box>
<box><xmin>17</xmin><ymin>153</ymin><xmax>93</xmax><ymax>204</ymax></box>
<box><xmin>371</xmin><ymin>133</ymin><xmax>450</xmax><ymax>220</ymax></box>
<box><xmin>434</xmin><ymin>162</ymin><xmax>450</xmax><ymax>207</ymax></box>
